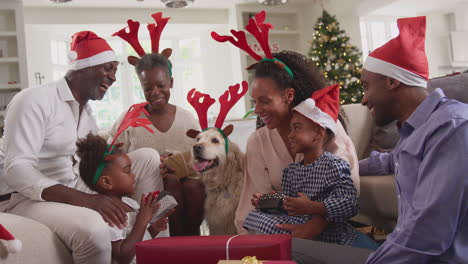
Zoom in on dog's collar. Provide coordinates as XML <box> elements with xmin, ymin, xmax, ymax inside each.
<box><xmin>202</xmin><ymin>127</ymin><xmax>228</xmax><ymax>154</ymax></box>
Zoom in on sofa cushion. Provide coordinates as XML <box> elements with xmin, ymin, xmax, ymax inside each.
<box><xmin>0</xmin><ymin>213</ymin><xmax>72</xmax><ymax>264</ymax></box>
<box><xmin>363</xmin><ymin>121</ymin><xmax>399</xmax><ymax>159</ymax></box>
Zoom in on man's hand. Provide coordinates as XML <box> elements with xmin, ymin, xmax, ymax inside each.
<box><xmin>276</xmin><ymin>216</ymin><xmax>327</xmax><ymax>239</ymax></box>
<box><xmin>41</xmin><ymin>185</ymin><xmax>129</xmax><ymax>229</ymax></box>
<box><xmin>283</xmin><ymin>192</ymin><xmax>313</xmax><ymax>215</ymax></box>
<box><xmin>251</xmin><ymin>193</ymin><xmax>262</xmax><ymax>208</ymax></box>
<box><xmin>84</xmin><ymin>193</ymin><xmax>129</xmax><ymax>229</ymax></box>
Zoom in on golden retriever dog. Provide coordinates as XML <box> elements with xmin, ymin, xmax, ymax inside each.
<box><xmin>187</xmin><ymin>124</ymin><xmax>245</xmax><ymax>235</ymax></box>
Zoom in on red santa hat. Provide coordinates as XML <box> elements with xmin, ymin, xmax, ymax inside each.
<box><xmin>0</xmin><ymin>224</ymin><xmax>22</xmax><ymax>253</ymax></box>
<box><xmin>363</xmin><ymin>16</ymin><xmax>428</xmax><ymax>88</ymax></box>
<box><xmin>68</xmin><ymin>31</ymin><xmax>117</xmax><ymax>70</ymax></box>
<box><xmin>292</xmin><ymin>84</ymin><xmax>339</xmax><ymax>135</ymax></box>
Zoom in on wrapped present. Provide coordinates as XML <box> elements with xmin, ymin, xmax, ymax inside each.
<box><xmin>136</xmin><ymin>234</ymin><xmax>292</xmax><ymax>264</ymax></box>
<box><xmin>257</xmin><ymin>192</ymin><xmax>287</xmax><ymax>215</ymax></box>
<box><xmin>218</xmin><ymin>255</ymin><xmax>297</xmax><ymax>264</ymax></box>
<box><xmin>163</xmin><ymin>151</ymin><xmax>197</xmax><ymax>179</ymax></box>
<box><xmin>218</xmin><ymin>261</ymin><xmax>297</xmax><ymax>264</ymax></box>
<box><xmin>150</xmin><ymin>191</ymin><xmax>178</xmax><ymax>223</ymax></box>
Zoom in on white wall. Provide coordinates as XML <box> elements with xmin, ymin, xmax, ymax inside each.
<box><xmin>425</xmin><ymin>12</ymin><xmax>453</xmax><ymax>77</ymax></box>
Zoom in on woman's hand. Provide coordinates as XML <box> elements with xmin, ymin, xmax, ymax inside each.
<box><xmin>283</xmin><ymin>192</ymin><xmax>313</xmax><ymax>216</ymax></box>
<box><xmin>251</xmin><ymin>193</ymin><xmax>262</xmax><ymax>208</ymax></box>
<box><xmin>137</xmin><ymin>192</ymin><xmax>161</xmax><ymax>224</ymax></box>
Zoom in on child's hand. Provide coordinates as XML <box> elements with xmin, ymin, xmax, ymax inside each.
<box><xmin>251</xmin><ymin>193</ymin><xmax>262</xmax><ymax>208</ymax></box>
<box><xmin>283</xmin><ymin>192</ymin><xmax>313</xmax><ymax>216</ymax></box>
<box><xmin>147</xmin><ymin>209</ymin><xmax>174</xmax><ymax>238</ymax></box>
<box><xmin>137</xmin><ymin>192</ymin><xmax>161</xmax><ymax>223</ymax></box>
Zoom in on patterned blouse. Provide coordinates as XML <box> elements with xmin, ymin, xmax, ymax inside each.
<box><xmin>243</xmin><ymin>152</ymin><xmax>358</xmax><ymax>245</ymax></box>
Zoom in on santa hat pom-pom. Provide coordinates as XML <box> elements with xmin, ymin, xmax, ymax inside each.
<box><xmin>0</xmin><ymin>224</ymin><xmax>22</xmax><ymax>253</ymax></box>
<box><xmin>68</xmin><ymin>50</ymin><xmax>78</xmax><ymax>61</ymax></box>
<box><xmin>6</xmin><ymin>239</ymin><xmax>22</xmax><ymax>253</ymax></box>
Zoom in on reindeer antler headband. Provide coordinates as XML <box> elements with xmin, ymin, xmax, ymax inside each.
<box><xmin>92</xmin><ymin>102</ymin><xmax>154</xmax><ymax>184</ymax></box>
<box><xmin>211</xmin><ymin>10</ymin><xmax>294</xmax><ymax>78</ymax></box>
<box><xmin>187</xmin><ymin>81</ymin><xmax>249</xmax><ymax>153</ymax></box>
<box><xmin>113</xmin><ymin>12</ymin><xmax>172</xmax><ymax>75</ymax></box>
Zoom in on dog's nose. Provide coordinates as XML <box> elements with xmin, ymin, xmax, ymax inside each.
<box><xmin>193</xmin><ymin>145</ymin><xmax>203</xmax><ymax>156</ymax></box>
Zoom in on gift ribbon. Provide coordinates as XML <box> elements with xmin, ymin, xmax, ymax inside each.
<box><xmin>225</xmin><ymin>235</ymin><xmax>240</xmax><ymax>260</ymax></box>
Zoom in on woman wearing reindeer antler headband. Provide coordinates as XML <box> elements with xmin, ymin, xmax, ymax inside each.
<box><xmin>111</xmin><ymin>13</ymin><xmax>203</xmax><ymax>236</ymax></box>
<box><xmin>211</xmin><ymin>11</ymin><xmax>360</xmax><ymax>237</ymax></box>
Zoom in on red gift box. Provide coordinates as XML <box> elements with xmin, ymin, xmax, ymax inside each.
<box><xmin>136</xmin><ymin>234</ymin><xmax>292</xmax><ymax>264</ymax></box>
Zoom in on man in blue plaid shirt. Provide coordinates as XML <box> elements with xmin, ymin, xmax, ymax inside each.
<box><xmin>244</xmin><ymin>84</ymin><xmax>378</xmax><ymax>250</ymax></box>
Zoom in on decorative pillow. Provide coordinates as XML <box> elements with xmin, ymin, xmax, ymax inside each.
<box><xmin>363</xmin><ymin>121</ymin><xmax>399</xmax><ymax>158</ymax></box>
<box><xmin>428</xmin><ymin>72</ymin><xmax>468</xmax><ymax>104</ymax></box>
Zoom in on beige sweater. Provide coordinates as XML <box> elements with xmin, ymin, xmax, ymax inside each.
<box><xmin>109</xmin><ymin>106</ymin><xmax>200</xmax><ymax>155</ymax></box>
<box><xmin>234</xmin><ymin>120</ymin><xmax>360</xmax><ymax>234</ymax></box>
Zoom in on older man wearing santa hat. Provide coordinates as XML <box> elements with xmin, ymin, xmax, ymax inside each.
<box><xmin>0</xmin><ymin>31</ymin><xmax>164</xmax><ymax>263</ymax></box>
<box><xmin>293</xmin><ymin>16</ymin><xmax>468</xmax><ymax>264</ymax></box>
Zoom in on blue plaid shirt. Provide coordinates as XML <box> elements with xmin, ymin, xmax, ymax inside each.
<box><xmin>244</xmin><ymin>152</ymin><xmax>359</xmax><ymax>245</ymax></box>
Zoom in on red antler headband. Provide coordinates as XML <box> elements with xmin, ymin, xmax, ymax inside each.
<box><xmin>187</xmin><ymin>81</ymin><xmax>249</xmax><ymax>153</ymax></box>
<box><xmin>92</xmin><ymin>102</ymin><xmax>154</xmax><ymax>184</ymax></box>
<box><xmin>112</xmin><ymin>12</ymin><xmax>173</xmax><ymax>75</ymax></box>
<box><xmin>211</xmin><ymin>11</ymin><xmax>294</xmax><ymax>78</ymax></box>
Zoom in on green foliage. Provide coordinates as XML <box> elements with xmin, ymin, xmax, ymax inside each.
<box><xmin>308</xmin><ymin>10</ymin><xmax>364</xmax><ymax>104</ymax></box>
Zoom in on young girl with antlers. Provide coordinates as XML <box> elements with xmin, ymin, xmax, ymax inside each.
<box><xmin>76</xmin><ymin>103</ymin><xmax>174</xmax><ymax>264</ymax></box>
<box><xmin>211</xmin><ymin>11</ymin><xmax>360</xmax><ymax>238</ymax></box>
<box><xmin>112</xmin><ymin>13</ymin><xmax>203</xmax><ymax>236</ymax></box>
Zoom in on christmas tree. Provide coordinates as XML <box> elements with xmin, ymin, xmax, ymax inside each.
<box><xmin>308</xmin><ymin>10</ymin><xmax>363</xmax><ymax>104</ymax></box>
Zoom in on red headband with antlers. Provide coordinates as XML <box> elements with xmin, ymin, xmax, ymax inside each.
<box><xmin>211</xmin><ymin>11</ymin><xmax>294</xmax><ymax>77</ymax></box>
<box><xmin>112</xmin><ymin>12</ymin><xmax>173</xmax><ymax>66</ymax></box>
<box><xmin>93</xmin><ymin>102</ymin><xmax>154</xmax><ymax>184</ymax></box>
<box><xmin>187</xmin><ymin>81</ymin><xmax>248</xmax><ymax>153</ymax></box>
<box><xmin>187</xmin><ymin>81</ymin><xmax>249</xmax><ymax>131</ymax></box>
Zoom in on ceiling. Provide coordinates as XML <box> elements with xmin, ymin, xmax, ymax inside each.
<box><xmin>21</xmin><ymin>0</ymin><xmax>312</xmax><ymax>8</ymax></box>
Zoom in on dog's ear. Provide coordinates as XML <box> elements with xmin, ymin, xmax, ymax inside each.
<box><xmin>186</xmin><ymin>129</ymin><xmax>200</xmax><ymax>139</ymax></box>
<box><xmin>222</xmin><ymin>124</ymin><xmax>234</xmax><ymax>137</ymax></box>
<box><xmin>127</xmin><ymin>56</ymin><xmax>140</xmax><ymax>66</ymax></box>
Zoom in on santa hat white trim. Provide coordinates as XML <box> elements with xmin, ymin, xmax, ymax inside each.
<box><xmin>293</xmin><ymin>98</ymin><xmax>337</xmax><ymax>135</ymax></box>
<box><xmin>363</xmin><ymin>56</ymin><xmax>427</xmax><ymax>88</ymax></box>
<box><xmin>68</xmin><ymin>50</ymin><xmax>118</xmax><ymax>71</ymax></box>
<box><xmin>0</xmin><ymin>224</ymin><xmax>22</xmax><ymax>254</ymax></box>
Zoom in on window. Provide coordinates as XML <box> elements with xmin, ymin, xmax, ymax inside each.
<box><xmin>50</xmin><ymin>40</ymin><xmax>69</xmax><ymax>81</ymax></box>
<box><xmin>360</xmin><ymin>17</ymin><xmax>398</xmax><ymax>61</ymax></box>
